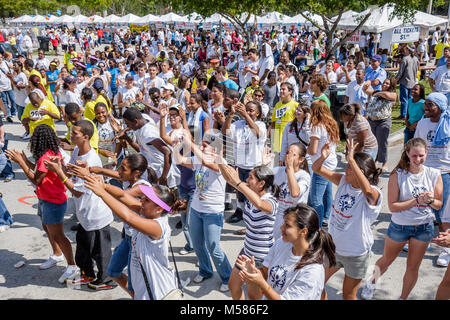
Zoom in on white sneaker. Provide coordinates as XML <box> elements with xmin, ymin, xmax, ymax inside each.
<box><xmin>195</xmin><ymin>261</ymin><xmax>200</xmax><ymax>267</ymax></box>
<box><xmin>22</xmin><ymin>133</ymin><xmax>30</xmax><ymax>140</ymax></box>
<box><xmin>219</xmin><ymin>283</ymin><xmax>229</xmax><ymax>292</ymax></box>
<box><xmin>40</xmin><ymin>254</ymin><xmax>65</xmax><ymax>270</ymax></box>
<box><xmin>179</xmin><ymin>248</ymin><xmax>193</xmax><ymax>255</ymax></box>
<box><xmin>193</xmin><ymin>274</ymin><xmax>206</xmax><ymax>283</ymax></box>
<box><xmin>403</xmin><ymin>243</ymin><xmax>409</xmax><ymax>252</ymax></box>
<box><xmin>437</xmin><ymin>249</ymin><xmax>450</xmax><ymax>267</ymax></box>
<box><xmin>0</xmin><ymin>225</ymin><xmax>10</xmax><ymax>233</ymax></box>
<box><xmin>58</xmin><ymin>265</ymin><xmax>80</xmax><ymax>284</ymax></box>
<box><xmin>361</xmin><ymin>280</ymin><xmax>377</xmax><ymax>300</ymax></box>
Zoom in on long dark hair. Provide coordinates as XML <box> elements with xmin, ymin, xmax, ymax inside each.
<box><xmin>153</xmin><ymin>184</ymin><xmax>186</xmax><ymax>215</ymax></box>
<box><xmin>284</xmin><ymin>204</ymin><xmax>336</xmax><ymax>270</ymax></box>
<box><xmin>288</xmin><ymin>142</ymin><xmax>309</xmax><ymax>174</ymax></box>
<box><xmin>124</xmin><ymin>153</ymin><xmax>158</xmax><ymax>185</ymax></box>
<box><xmin>252</xmin><ymin>166</ymin><xmax>281</xmax><ymax>198</ymax></box>
<box><xmin>353</xmin><ymin>152</ymin><xmax>382</xmax><ymax>185</ymax></box>
<box><xmin>30</xmin><ymin>124</ymin><xmax>60</xmax><ymax>161</ymax></box>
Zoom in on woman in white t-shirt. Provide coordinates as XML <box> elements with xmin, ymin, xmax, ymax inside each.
<box><xmin>69</xmin><ymin>153</ymin><xmax>154</xmax><ymax>297</ymax></box>
<box><xmin>307</xmin><ymin>100</ymin><xmax>340</xmax><ymax>227</ymax></box>
<box><xmin>235</xmin><ymin>203</ymin><xmax>336</xmax><ymax>300</ymax></box>
<box><xmin>273</xmin><ymin>143</ymin><xmax>311</xmax><ymax>241</ymax></box>
<box><xmin>84</xmin><ymin>177</ymin><xmax>183</xmax><ymax>300</ymax></box>
<box><xmin>312</xmin><ymin>139</ymin><xmax>383</xmax><ymax>300</ymax></box>
<box><xmin>361</xmin><ymin>138</ymin><xmax>443</xmax><ymax>300</ymax></box>
<box><xmin>220</xmin><ymin>101</ymin><xmax>267</xmax><ymax>218</ymax></box>
<box><xmin>175</xmin><ymin>131</ymin><xmax>233</xmax><ymax>292</ymax></box>
<box><xmin>176</xmin><ymin>75</ymin><xmax>191</xmax><ymax>111</ymax></box>
<box><xmin>219</xmin><ymin>163</ymin><xmax>280</xmax><ymax>300</ymax></box>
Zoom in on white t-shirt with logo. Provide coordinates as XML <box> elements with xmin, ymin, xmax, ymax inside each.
<box><xmin>392</xmin><ymin>166</ymin><xmax>441</xmax><ymax>226</ymax></box>
<box><xmin>429</xmin><ymin>66</ymin><xmax>450</xmax><ymax>94</ymax></box>
<box><xmin>414</xmin><ymin>118</ymin><xmax>450</xmax><ymax>174</ymax></box>
<box><xmin>119</xmin><ymin>86</ymin><xmax>140</xmax><ymax>102</ymax></box>
<box><xmin>13</xmin><ymin>72</ymin><xmax>28</xmax><ymax>107</ymax></box>
<box><xmin>70</xmin><ymin>147</ymin><xmax>114</xmax><ymax>231</ymax></box>
<box><xmin>329</xmin><ymin>176</ymin><xmax>382</xmax><ymax>256</ymax></box>
<box><xmin>262</xmin><ymin>239</ymin><xmax>325</xmax><ymax>300</ymax></box>
<box><xmin>272</xmin><ymin>167</ymin><xmax>310</xmax><ymax>240</ymax></box>
<box><xmin>191</xmin><ymin>157</ymin><xmax>227</xmax><ymax>214</ymax></box>
<box><xmin>129</xmin><ymin>215</ymin><xmax>178</xmax><ymax>300</ymax></box>
<box><xmin>230</xmin><ymin>120</ymin><xmax>266</xmax><ymax>170</ymax></box>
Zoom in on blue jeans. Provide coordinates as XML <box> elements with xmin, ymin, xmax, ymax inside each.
<box><xmin>308</xmin><ymin>172</ymin><xmax>333</xmax><ymax>226</ymax></box>
<box><xmin>0</xmin><ymin>196</ymin><xmax>13</xmax><ymax>226</ymax></box>
<box><xmin>189</xmin><ymin>208</ymin><xmax>232</xmax><ymax>284</ymax></box>
<box><xmin>404</xmin><ymin>127</ymin><xmax>416</xmax><ymax>144</ymax></box>
<box><xmin>0</xmin><ymin>90</ymin><xmax>17</xmax><ymax>116</ymax></box>
<box><xmin>399</xmin><ymin>84</ymin><xmax>411</xmax><ymax>118</ymax></box>
<box><xmin>106</xmin><ymin>235</ymin><xmax>133</xmax><ymax>292</ymax></box>
<box><xmin>16</xmin><ymin>105</ymin><xmax>25</xmax><ymax>122</ymax></box>
<box><xmin>178</xmin><ymin>185</ymin><xmax>195</xmax><ymax>251</ymax></box>
<box><xmin>434</xmin><ymin>173</ymin><xmax>450</xmax><ymax>225</ymax></box>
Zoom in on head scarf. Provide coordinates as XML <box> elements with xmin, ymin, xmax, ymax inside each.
<box><xmin>427</xmin><ymin>92</ymin><xmax>450</xmax><ymax>147</ymax></box>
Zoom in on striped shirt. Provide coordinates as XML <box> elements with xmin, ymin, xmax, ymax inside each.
<box><xmin>243</xmin><ymin>193</ymin><xmax>278</xmax><ymax>261</ymax></box>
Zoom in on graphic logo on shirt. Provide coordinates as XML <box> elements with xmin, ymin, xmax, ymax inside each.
<box><xmin>279</xmin><ymin>182</ymin><xmax>289</xmax><ymax>200</ymax></box>
<box><xmin>411</xmin><ymin>186</ymin><xmax>428</xmax><ymax>199</ymax></box>
<box><xmin>337</xmin><ymin>194</ymin><xmax>356</xmax><ymax>212</ymax></box>
<box><xmin>195</xmin><ymin>169</ymin><xmax>210</xmax><ymax>201</ymax></box>
<box><xmin>269</xmin><ymin>265</ymin><xmax>288</xmax><ymax>291</ymax></box>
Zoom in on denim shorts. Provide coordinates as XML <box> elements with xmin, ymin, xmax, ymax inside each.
<box><xmin>237</xmin><ymin>247</ymin><xmax>264</xmax><ymax>269</ymax></box>
<box><xmin>106</xmin><ymin>235</ymin><xmax>133</xmax><ymax>292</ymax></box>
<box><xmin>334</xmin><ymin>251</ymin><xmax>371</xmax><ymax>280</ymax></box>
<box><xmin>37</xmin><ymin>199</ymin><xmax>67</xmax><ymax>225</ymax></box>
<box><xmin>387</xmin><ymin>221</ymin><xmax>434</xmax><ymax>243</ymax></box>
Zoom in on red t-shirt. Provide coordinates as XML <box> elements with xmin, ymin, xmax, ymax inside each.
<box><xmin>36</xmin><ymin>150</ymin><xmax>68</xmax><ymax>204</ymax></box>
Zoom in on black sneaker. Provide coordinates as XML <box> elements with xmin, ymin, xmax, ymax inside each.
<box><xmin>70</xmin><ymin>224</ymin><xmax>79</xmax><ymax>231</ymax></box>
<box><xmin>87</xmin><ymin>279</ymin><xmax>117</xmax><ymax>290</ymax></box>
<box><xmin>226</xmin><ymin>208</ymin><xmax>243</xmax><ymax>223</ymax></box>
<box><xmin>6</xmin><ymin>116</ymin><xmax>13</xmax><ymax>123</ymax></box>
<box><xmin>175</xmin><ymin>220</ymin><xmax>182</xmax><ymax>229</ymax></box>
<box><xmin>225</xmin><ymin>202</ymin><xmax>233</xmax><ymax>211</ymax></box>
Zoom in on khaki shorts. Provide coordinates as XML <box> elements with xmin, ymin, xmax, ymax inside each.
<box><xmin>333</xmin><ymin>251</ymin><xmax>371</xmax><ymax>280</ymax></box>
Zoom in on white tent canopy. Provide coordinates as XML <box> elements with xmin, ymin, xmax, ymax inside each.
<box><xmin>260</xmin><ymin>11</ymin><xmax>290</xmax><ymax>24</ymax></box>
<box><xmin>284</xmin><ymin>12</ymin><xmax>323</xmax><ymax>27</ymax></box>
<box><xmin>89</xmin><ymin>15</ymin><xmax>105</xmax><ymax>23</ymax></box>
<box><xmin>103</xmin><ymin>14</ymin><xmax>121</xmax><ymax>24</ymax></box>
<box><xmin>72</xmin><ymin>15</ymin><xmax>90</xmax><ymax>24</ymax></box>
<box><xmin>54</xmin><ymin>15</ymin><xmax>76</xmax><ymax>24</ymax></box>
<box><xmin>158</xmin><ymin>12</ymin><xmax>186</xmax><ymax>23</ymax></box>
<box><xmin>334</xmin><ymin>5</ymin><xmax>447</xmax><ymax>33</ymax></box>
<box><xmin>116</xmin><ymin>13</ymin><xmax>141</xmax><ymax>24</ymax></box>
<box><xmin>137</xmin><ymin>14</ymin><xmax>158</xmax><ymax>24</ymax></box>
<box><xmin>11</xmin><ymin>15</ymin><xmax>32</xmax><ymax>23</ymax></box>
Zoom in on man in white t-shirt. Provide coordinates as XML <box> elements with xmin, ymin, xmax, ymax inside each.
<box><xmin>46</xmin><ymin>119</ymin><xmax>115</xmax><ymax>288</ymax></box>
<box><xmin>432</xmin><ymin>27</ymin><xmax>441</xmax><ymax>58</ymax></box>
<box><xmin>429</xmin><ymin>59</ymin><xmax>450</xmax><ymax>99</ymax></box>
<box><xmin>121</xmin><ymin>107</ymin><xmax>171</xmax><ymax>185</ymax></box>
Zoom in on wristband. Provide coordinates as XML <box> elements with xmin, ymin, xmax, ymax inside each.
<box><xmin>236</xmin><ymin>181</ymin><xmax>243</xmax><ymax>189</ymax></box>
<box><xmin>61</xmin><ymin>177</ymin><xmax>68</xmax><ymax>184</ymax></box>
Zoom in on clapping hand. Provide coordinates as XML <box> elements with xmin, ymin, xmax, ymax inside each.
<box><xmin>160</xmin><ymin>104</ymin><xmax>169</xmax><ymax>118</ymax></box>
<box><xmin>235</xmin><ymin>102</ymin><xmax>246</xmax><ymax>116</ymax></box>
<box><xmin>262</xmin><ymin>146</ymin><xmax>275</xmax><ymax>167</ymax></box>
<box><xmin>66</xmin><ymin>161</ymin><xmax>90</xmax><ymax>179</ymax></box>
<box><xmin>320</xmin><ymin>141</ymin><xmax>331</xmax><ymax>159</ymax></box>
<box><xmin>218</xmin><ymin>163</ymin><xmax>241</xmax><ymax>187</ymax></box>
<box><xmin>235</xmin><ymin>255</ymin><xmax>265</xmax><ymax>286</ymax></box>
<box><xmin>432</xmin><ymin>231</ymin><xmax>450</xmax><ymax>248</ymax></box>
<box><xmin>43</xmin><ymin>156</ymin><xmax>63</xmax><ymax>173</ymax></box>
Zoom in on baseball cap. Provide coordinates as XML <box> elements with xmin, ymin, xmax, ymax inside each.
<box><xmin>169</xmin><ymin>104</ymin><xmax>181</xmax><ymax>112</ymax></box>
<box><xmin>92</xmin><ymin>78</ymin><xmax>104</xmax><ymax>90</ymax></box>
<box><xmin>252</xmin><ymin>75</ymin><xmax>260</xmax><ymax>82</ymax></box>
<box><xmin>125</xmin><ymin>73</ymin><xmax>134</xmax><ymax>80</ymax></box>
<box><xmin>371</xmin><ymin>55</ymin><xmax>382</xmax><ymax>62</ymax></box>
<box><xmin>406</xmin><ymin>45</ymin><xmax>415</xmax><ymax>52</ymax></box>
<box><xmin>64</xmin><ymin>76</ymin><xmax>77</xmax><ymax>84</ymax></box>
<box><xmin>210</xmin><ymin>58</ymin><xmax>220</xmax><ymax>64</ymax></box>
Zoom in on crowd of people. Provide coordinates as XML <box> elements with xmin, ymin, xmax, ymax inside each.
<box><xmin>0</xmin><ymin>22</ymin><xmax>448</xmax><ymax>301</ymax></box>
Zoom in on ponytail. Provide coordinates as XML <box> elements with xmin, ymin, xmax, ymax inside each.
<box><xmin>253</xmin><ymin>166</ymin><xmax>281</xmax><ymax>198</ymax></box>
<box><xmin>353</xmin><ymin>152</ymin><xmax>382</xmax><ymax>186</ymax></box>
<box><xmin>283</xmin><ymin>204</ymin><xmax>336</xmax><ymax>271</ymax></box>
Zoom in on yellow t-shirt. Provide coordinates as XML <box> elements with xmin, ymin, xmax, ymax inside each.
<box><xmin>435</xmin><ymin>42</ymin><xmax>450</xmax><ymax>60</ymax></box>
<box><xmin>95</xmin><ymin>94</ymin><xmax>111</xmax><ymax>113</ymax></box>
<box><xmin>271</xmin><ymin>99</ymin><xmax>299</xmax><ymax>153</ymax></box>
<box><xmin>83</xmin><ymin>101</ymin><xmax>97</xmax><ymax>121</ymax></box>
<box><xmin>63</xmin><ymin>52</ymin><xmax>76</xmax><ymax>70</ymax></box>
<box><xmin>65</xmin><ymin>118</ymin><xmax>99</xmax><ymax>152</ymax></box>
<box><xmin>21</xmin><ymin>99</ymin><xmax>60</xmax><ymax>136</ymax></box>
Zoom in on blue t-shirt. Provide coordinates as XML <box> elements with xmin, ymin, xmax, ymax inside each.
<box><xmin>364</xmin><ymin>66</ymin><xmax>387</xmax><ymax>91</ymax></box>
<box><xmin>177</xmin><ymin>164</ymin><xmax>196</xmax><ymax>192</ymax></box>
<box><xmin>46</xmin><ymin>69</ymin><xmax>60</xmax><ymax>93</ymax></box>
<box><xmin>436</xmin><ymin>56</ymin><xmax>447</xmax><ymax>68</ymax></box>
<box><xmin>108</xmin><ymin>67</ymin><xmax>119</xmax><ymax>90</ymax></box>
<box><xmin>407</xmin><ymin>98</ymin><xmax>425</xmax><ymax>125</ymax></box>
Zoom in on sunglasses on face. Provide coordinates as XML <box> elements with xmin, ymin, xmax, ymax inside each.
<box><xmin>254</xmin><ymin>94</ymin><xmax>263</xmax><ymax>98</ymax></box>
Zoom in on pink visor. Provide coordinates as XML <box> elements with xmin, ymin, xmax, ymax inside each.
<box><xmin>139</xmin><ymin>185</ymin><xmax>172</xmax><ymax>213</ymax></box>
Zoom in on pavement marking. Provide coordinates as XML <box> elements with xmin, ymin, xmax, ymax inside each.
<box><xmin>18</xmin><ymin>196</ymin><xmax>37</xmax><ymax>205</ymax></box>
